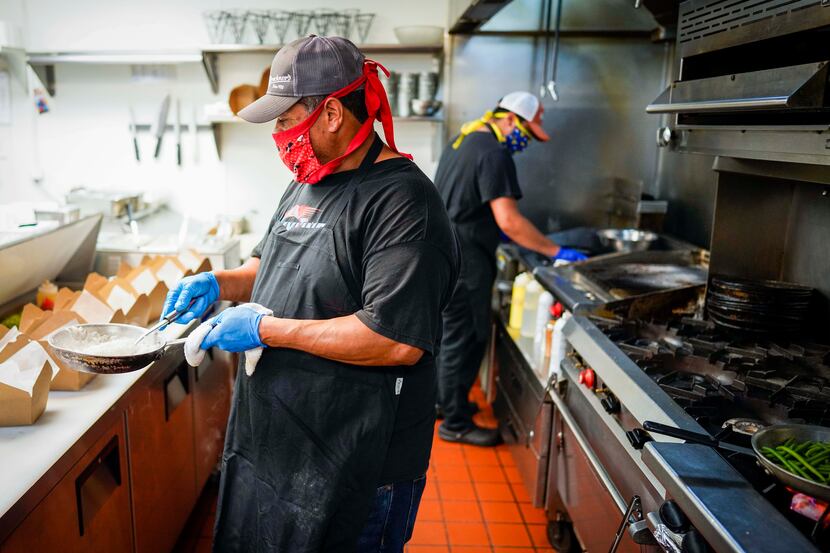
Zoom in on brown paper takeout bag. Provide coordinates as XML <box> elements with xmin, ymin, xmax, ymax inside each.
<box><xmin>26</xmin><ymin>310</ymin><xmax>96</xmax><ymax>391</ymax></box>
<box><xmin>0</xmin><ymin>336</ymin><xmax>52</xmax><ymax>426</ymax></box>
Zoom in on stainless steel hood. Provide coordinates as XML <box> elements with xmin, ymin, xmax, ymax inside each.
<box><xmin>647</xmin><ymin>61</ymin><xmax>829</xmax><ymax>115</ymax></box>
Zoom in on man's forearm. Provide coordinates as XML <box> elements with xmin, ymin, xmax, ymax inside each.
<box><xmin>503</xmin><ymin>215</ymin><xmax>560</xmax><ymax>257</ymax></box>
<box><xmin>213</xmin><ymin>258</ymin><xmax>260</xmax><ymax>303</ymax></box>
<box><xmin>259</xmin><ymin>313</ymin><xmax>423</xmax><ymax>366</ymax></box>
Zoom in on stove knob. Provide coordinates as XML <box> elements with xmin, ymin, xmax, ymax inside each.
<box><xmin>551</xmin><ymin>302</ymin><xmax>564</xmax><ymax>319</ymax></box>
<box><xmin>625</xmin><ymin>428</ymin><xmax>653</xmax><ymax>450</ymax></box>
<box><xmin>681</xmin><ymin>529</ymin><xmax>710</xmax><ymax>553</ymax></box>
<box><xmin>578</xmin><ymin>368</ymin><xmax>595</xmax><ymax>389</ymax></box>
<box><xmin>600</xmin><ymin>395</ymin><xmax>620</xmax><ymax>414</ymax></box>
<box><xmin>659</xmin><ymin>500</ymin><xmax>690</xmax><ymax>534</ymax></box>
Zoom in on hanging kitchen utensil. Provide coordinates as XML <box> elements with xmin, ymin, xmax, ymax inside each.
<box><xmin>270</xmin><ymin>10</ymin><xmax>293</xmax><ymax>44</ymax></box>
<box><xmin>48</xmin><ymin>323</ymin><xmax>188</xmax><ymax>375</ymax></box>
<box><xmin>539</xmin><ymin>0</ymin><xmax>553</xmax><ymax>99</ymax></box>
<box><xmin>151</xmin><ymin>94</ymin><xmax>171</xmax><ymax>159</ymax></box>
<box><xmin>174</xmin><ymin>99</ymin><xmax>182</xmax><ymax>167</ymax></box>
<box><xmin>128</xmin><ymin>106</ymin><xmax>140</xmax><ymax>162</ymax></box>
<box><xmin>190</xmin><ymin>105</ymin><xmax>199</xmax><ymax>163</ymax></box>
<box><xmin>546</xmin><ymin>0</ymin><xmax>563</xmax><ymax>101</ymax></box>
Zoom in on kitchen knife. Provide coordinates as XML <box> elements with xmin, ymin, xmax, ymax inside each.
<box><xmin>174</xmin><ymin>99</ymin><xmax>182</xmax><ymax>167</ymax></box>
<box><xmin>128</xmin><ymin>106</ymin><xmax>140</xmax><ymax>161</ymax></box>
<box><xmin>191</xmin><ymin>106</ymin><xmax>199</xmax><ymax>163</ymax></box>
<box><xmin>152</xmin><ymin>94</ymin><xmax>171</xmax><ymax>159</ymax></box>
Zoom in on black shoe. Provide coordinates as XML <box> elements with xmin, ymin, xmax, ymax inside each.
<box><xmin>435</xmin><ymin>401</ymin><xmax>479</xmax><ymax>420</ymax></box>
<box><xmin>438</xmin><ymin>423</ymin><xmax>502</xmax><ymax>447</ymax></box>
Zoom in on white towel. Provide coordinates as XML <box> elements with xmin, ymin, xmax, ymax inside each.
<box><xmin>184</xmin><ymin>303</ymin><xmax>273</xmax><ymax>376</ymax></box>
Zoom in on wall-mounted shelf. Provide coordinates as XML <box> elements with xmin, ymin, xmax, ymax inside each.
<box><xmin>206</xmin><ymin>113</ymin><xmax>445</xmax><ymax>124</ymax></box>
<box><xmin>26</xmin><ymin>43</ymin><xmax>443</xmax><ymax>96</ymax></box>
<box><xmin>202</xmin><ymin>43</ymin><xmax>442</xmax><ymax>55</ymax></box>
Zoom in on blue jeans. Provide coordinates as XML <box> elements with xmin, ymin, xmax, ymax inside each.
<box><xmin>355</xmin><ymin>474</ymin><xmax>427</xmax><ymax>552</ymax></box>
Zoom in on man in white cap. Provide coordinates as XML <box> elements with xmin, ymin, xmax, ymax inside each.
<box><xmin>433</xmin><ymin>91</ymin><xmax>585</xmax><ymax>446</ymax></box>
<box><xmin>163</xmin><ymin>36</ymin><xmax>459</xmax><ymax>551</ymax></box>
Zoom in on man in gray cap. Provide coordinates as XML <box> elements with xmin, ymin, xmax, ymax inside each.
<box><xmin>163</xmin><ymin>36</ymin><xmax>459</xmax><ymax>552</ymax></box>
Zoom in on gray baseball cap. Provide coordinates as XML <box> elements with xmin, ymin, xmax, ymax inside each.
<box><xmin>238</xmin><ymin>35</ymin><xmax>365</xmax><ymax>124</ymax></box>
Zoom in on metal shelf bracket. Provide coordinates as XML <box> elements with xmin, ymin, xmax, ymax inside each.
<box><xmin>30</xmin><ymin>64</ymin><xmax>55</xmax><ymax>96</ymax></box>
<box><xmin>201</xmin><ymin>52</ymin><xmax>219</xmax><ymax>94</ymax></box>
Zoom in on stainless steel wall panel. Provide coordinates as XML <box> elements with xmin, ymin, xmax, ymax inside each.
<box><xmin>446</xmin><ymin>35</ymin><xmax>668</xmax><ymax>232</ymax></box>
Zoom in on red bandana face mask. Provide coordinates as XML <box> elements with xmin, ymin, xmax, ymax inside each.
<box><xmin>272</xmin><ymin>60</ymin><xmax>411</xmax><ymax>184</ymax></box>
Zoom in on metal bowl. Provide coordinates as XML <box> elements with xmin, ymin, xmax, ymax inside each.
<box><xmin>751</xmin><ymin>423</ymin><xmax>830</xmax><ymax>502</ymax></box>
<box><xmin>597</xmin><ymin>228</ymin><xmax>659</xmax><ymax>253</ymax></box>
<box><xmin>48</xmin><ymin>323</ymin><xmax>184</xmax><ymax>375</ymax></box>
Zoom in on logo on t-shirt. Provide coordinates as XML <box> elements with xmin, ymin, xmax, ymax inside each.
<box><xmin>281</xmin><ymin>204</ymin><xmax>325</xmax><ymax>230</ymax></box>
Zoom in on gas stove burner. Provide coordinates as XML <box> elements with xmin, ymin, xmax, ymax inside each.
<box><xmin>723</xmin><ymin>418</ymin><xmax>766</xmax><ymax>435</ymax></box>
<box><xmin>596</xmin><ymin>315</ymin><xmax>830</xmax><ymax>432</ymax></box>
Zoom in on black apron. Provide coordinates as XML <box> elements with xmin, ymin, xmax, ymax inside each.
<box><xmin>213</xmin><ymin>137</ymin><xmax>401</xmax><ymax>553</ymax></box>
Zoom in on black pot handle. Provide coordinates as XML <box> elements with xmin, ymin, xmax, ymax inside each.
<box><xmin>642</xmin><ymin>421</ymin><xmax>718</xmax><ymax>447</ymax></box>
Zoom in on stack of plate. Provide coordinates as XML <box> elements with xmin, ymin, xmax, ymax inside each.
<box><xmin>707</xmin><ymin>276</ymin><xmax>814</xmax><ymax>334</ymax></box>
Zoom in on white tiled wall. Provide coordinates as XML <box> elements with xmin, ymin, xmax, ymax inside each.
<box><xmin>0</xmin><ymin>0</ymin><xmax>448</xmax><ymax>236</ymax></box>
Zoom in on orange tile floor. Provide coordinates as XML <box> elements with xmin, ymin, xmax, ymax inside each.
<box><xmin>175</xmin><ymin>387</ymin><xmax>555</xmax><ymax>553</ymax></box>
<box><xmin>407</xmin><ymin>388</ymin><xmax>554</xmax><ymax>553</ymax></box>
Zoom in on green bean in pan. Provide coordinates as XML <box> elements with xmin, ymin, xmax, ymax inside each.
<box><xmin>763</xmin><ymin>440</ymin><xmax>830</xmax><ymax>485</ymax></box>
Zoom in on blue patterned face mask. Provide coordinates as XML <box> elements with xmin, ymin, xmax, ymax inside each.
<box><xmin>504</xmin><ymin>126</ymin><xmax>530</xmax><ymax>154</ymax></box>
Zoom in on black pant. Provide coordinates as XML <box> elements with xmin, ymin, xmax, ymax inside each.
<box><xmin>437</xmin><ymin>277</ymin><xmax>492</xmax><ymax>431</ymax></box>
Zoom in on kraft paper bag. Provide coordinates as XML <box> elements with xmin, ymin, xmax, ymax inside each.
<box><xmin>0</xmin><ymin>336</ymin><xmax>52</xmax><ymax>426</ymax></box>
<box><xmin>27</xmin><ymin>311</ymin><xmax>96</xmax><ymax>391</ymax></box>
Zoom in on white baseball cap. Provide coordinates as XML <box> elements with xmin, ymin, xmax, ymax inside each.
<box><xmin>497</xmin><ymin>91</ymin><xmax>550</xmax><ymax>141</ymax></box>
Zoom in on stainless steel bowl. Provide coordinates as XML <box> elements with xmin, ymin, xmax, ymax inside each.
<box><xmin>597</xmin><ymin>228</ymin><xmax>659</xmax><ymax>253</ymax></box>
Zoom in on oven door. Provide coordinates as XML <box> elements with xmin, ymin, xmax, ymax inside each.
<box><xmin>492</xmin><ymin>320</ymin><xmax>552</xmax><ymax>507</ymax></box>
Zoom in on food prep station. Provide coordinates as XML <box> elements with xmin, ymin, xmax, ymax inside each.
<box><xmin>0</xmin><ymin>217</ymin><xmax>238</xmax><ymax>553</ymax></box>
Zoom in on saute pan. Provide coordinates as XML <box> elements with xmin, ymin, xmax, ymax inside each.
<box><xmin>643</xmin><ymin>420</ymin><xmax>830</xmax><ymax>503</ymax></box>
<box><xmin>48</xmin><ymin>323</ymin><xmax>187</xmax><ymax>375</ymax></box>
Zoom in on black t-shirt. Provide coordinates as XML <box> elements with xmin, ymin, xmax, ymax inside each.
<box><xmin>252</xmin><ymin>157</ymin><xmax>460</xmax><ymax>484</ymax></box>
<box><xmin>433</xmin><ymin>130</ymin><xmax>522</xmax><ymax>259</ymax></box>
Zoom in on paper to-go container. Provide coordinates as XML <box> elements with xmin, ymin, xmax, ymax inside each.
<box><xmin>20</xmin><ymin>309</ymin><xmax>97</xmax><ymax>391</ymax></box>
<box><xmin>0</xmin><ymin>328</ymin><xmax>52</xmax><ymax>426</ymax></box>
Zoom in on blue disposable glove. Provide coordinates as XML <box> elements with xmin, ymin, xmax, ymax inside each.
<box><xmin>200</xmin><ymin>305</ymin><xmax>266</xmax><ymax>353</ymax></box>
<box><xmin>553</xmin><ymin>248</ymin><xmax>588</xmax><ymax>263</ymax></box>
<box><xmin>161</xmin><ymin>272</ymin><xmax>220</xmax><ymax>325</ymax></box>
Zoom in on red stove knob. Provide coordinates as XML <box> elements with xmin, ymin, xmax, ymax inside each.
<box><xmin>578</xmin><ymin>368</ymin><xmax>595</xmax><ymax>389</ymax></box>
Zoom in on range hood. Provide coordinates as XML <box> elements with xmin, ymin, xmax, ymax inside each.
<box><xmin>448</xmin><ymin>0</ymin><xmax>514</xmax><ymax>34</ymax></box>
<box><xmin>648</xmin><ymin>0</ymin><xmax>830</xmax><ymax>165</ymax></box>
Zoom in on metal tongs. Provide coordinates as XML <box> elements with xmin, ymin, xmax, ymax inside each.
<box><xmin>134</xmin><ymin>305</ymin><xmax>189</xmax><ymax>346</ymax></box>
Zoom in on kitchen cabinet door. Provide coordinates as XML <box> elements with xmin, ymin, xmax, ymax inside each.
<box><xmin>192</xmin><ymin>348</ymin><xmax>233</xmax><ymax>492</ymax></box>
<box><xmin>126</xmin><ymin>353</ymin><xmax>197</xmax><ymax>553</ymax></box>
<box><xmin>2</xmin><ymin>418</ymin><xmax>133</xmax><ymax>553</ymax></box>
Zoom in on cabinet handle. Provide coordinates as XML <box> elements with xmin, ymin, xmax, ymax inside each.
<box><xmin>75</xmin><ymin>436</ymin><xmax>121</xmax><ymax>537</ymax></box>
<box><xmin>164</xmin><ymin>362</ymin><xmax>190</xmax><ymax>421</ymax></box>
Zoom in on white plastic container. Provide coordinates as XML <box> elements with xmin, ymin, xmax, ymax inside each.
<box><xmin>520</xmin><ymin>280</ymin><xmax>543</xmax><ymax>338</ymax></box>
<box><xmin>508</xmin><ymin>272</ymin><xmax>531</xmax><ymax>331</ymax></box>
<box><xmin>533</xmin><ymin>291</ymin><xmax>554</xmax><ymax>365</ymax></box>
<box><xmin>549</xmin><ymin>311</ymin><xmax>572</xmax><ymax>379</ymax></box>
